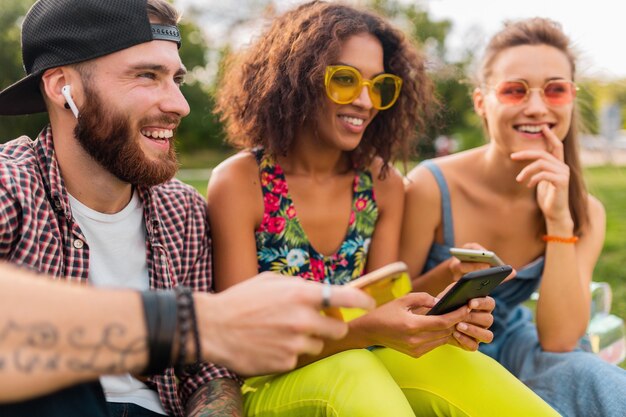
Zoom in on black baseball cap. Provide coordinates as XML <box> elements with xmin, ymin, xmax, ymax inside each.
<box><xmin>0</xmin><ymin>0</ymin><xmax>182</xmax><ymax>116</ymax></box>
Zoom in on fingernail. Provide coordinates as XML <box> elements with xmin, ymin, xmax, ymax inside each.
<box><xmin>457</xmin><ymin>322</ymin><xmax>468</xmax><ymax>331</ymax></box>
<box><xmin>454</xmin><ymin>331</ymin><xmax>462</xmax><ymax>339</ymax></box>
<box><xmin>470</xmin><ymin>300</ymin><xmax>478</xmax><ymax>309</ymax></box>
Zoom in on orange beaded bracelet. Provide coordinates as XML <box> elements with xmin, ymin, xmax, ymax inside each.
<box><xmin>542</xmin><ymin>234</ymin><xmax>579</xmax><ymax>244</ymax></box>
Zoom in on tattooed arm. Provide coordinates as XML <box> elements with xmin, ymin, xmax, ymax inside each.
<box><xmin>186</xmin><ymin>379</ymin><xmax>243</xmax><ymax>417</ymax></box>
<box><xmin>0</xmin><ymin>264</ymin><xmax>374</xmax><ymax>404</ymax></box>
<box><xmin>0</xmin><ymin>264</ymin><xmax>148</xmax><ymax>402</ymax></box>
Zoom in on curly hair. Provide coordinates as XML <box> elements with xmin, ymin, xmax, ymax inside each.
<box><xmin>215</xmin><ymin>0</ymin><xmax>434</xmax><ymax>172</ymax></box>
<box><xmin>474</xmin><ymin>18</ymin><xmax>588</xmax><ymax>233</ymax></box>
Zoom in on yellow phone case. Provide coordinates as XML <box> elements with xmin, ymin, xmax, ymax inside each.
<box><xmin>324</xmin><ymin>262</ymin><xmax>412</xmax><ymax>321</ymax></box>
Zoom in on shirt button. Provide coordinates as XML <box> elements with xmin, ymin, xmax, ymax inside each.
<box><xmin>73</xmin><ymin>239</ymin><xmax>84</xmax><ymax>249</ymax></box>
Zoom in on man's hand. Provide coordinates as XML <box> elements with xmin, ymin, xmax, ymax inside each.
<box><xmin>194</xmin><ymin>273</ymin><xmax>374</xmax><ymax>376</ymax></box>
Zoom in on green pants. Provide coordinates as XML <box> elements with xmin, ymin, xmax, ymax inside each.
<box><xmin>243</xmin><ymin>345</ymin><xmax>560</xmax><ymax>416</ymax></box>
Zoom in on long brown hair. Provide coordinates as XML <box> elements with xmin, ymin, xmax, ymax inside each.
<box><xmin>476</xmin><ymin>18</ymin><xmax>588</xmax><ymax>234</ymax></box>
<box><xmin>215</xmin><ymin>0</ymin><xmax>434</xmax><ymax>174</ymax></box>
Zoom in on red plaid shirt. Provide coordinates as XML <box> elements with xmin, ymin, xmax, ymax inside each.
<box><xmin>0</xmin><ymin>126</ymin><xmax>238</xmax><ymax>416</ymax></box>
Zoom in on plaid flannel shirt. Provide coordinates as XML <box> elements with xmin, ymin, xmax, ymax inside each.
<box><xmin>0</xmin><ymin>126</ymin><xmax>238</xmax><ymax>416</ymax></box>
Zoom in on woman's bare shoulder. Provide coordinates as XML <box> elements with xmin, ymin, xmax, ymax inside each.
<box><xmin>209</xmin><ymin>151</ymin><xmax>259</xmax><ymax>187</ymax></box>
<box><xmin>368</xmin><ymin>157</ymin><xmax>404</xmax><ymax>198</ymax></box>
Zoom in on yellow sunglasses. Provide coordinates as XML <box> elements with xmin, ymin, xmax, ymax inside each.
<box><xmin>324</xmin><ymin>65</ymin><xmax>403</xmax><ymax>110</ymax></box>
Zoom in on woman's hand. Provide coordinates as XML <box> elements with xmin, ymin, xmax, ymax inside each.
<box><xmin>449</xmin><ymin>297</ymin><xmax>495</xmax><ymax>351</ymax></box>
<box><xmin>350</xmin><ymin>291</ymin><xmax>491</xmax><ymax>357</ymax></box>
<box><xmin>448</xmin><ymin>243</ymin><xmax>496</xmax><ymax>281</ymax></box>
<box><xmin>449</xmin><ymin>246</ymin><xmax>516</xmax><ymax>284</ymax></box>
<box><xmin>510</xmin><ymin>125</ymin><xmax>572</xmax><ymax>225</ymax></box>
<box><xmin>428</xmin><ymin>281</ymin><xmax>496</xmax><ymax>351</ymax></box>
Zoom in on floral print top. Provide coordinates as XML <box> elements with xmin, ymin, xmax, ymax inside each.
<box><xmin>254</xmin><ymin>149</ymin><xmax>378</xmax><ymax>285</ymax></box>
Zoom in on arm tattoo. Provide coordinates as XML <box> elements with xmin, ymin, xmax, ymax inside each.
<box><xmin>0</xmin><ymin>319</ymin><xmax>146</xmax><ymax>375</ymax></box>
<box><xmin>186</xmin><ymin>378</ymin><xmax>243</xmax><ymax>417</ymax></box>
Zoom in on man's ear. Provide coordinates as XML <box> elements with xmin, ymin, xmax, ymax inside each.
<box><xmin>472</xmin><ymin>87</ymin><xmax>486</xmax><ymax>117</ymax></box>
<box><xmin>40</xmin><ymin>67</ymin><xmax>80</xmax><ymax>112</ymax></box>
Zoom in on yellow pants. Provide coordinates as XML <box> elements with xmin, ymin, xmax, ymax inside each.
<box><xmin>243</xmin><ymin>345</ymin><xmax>560</xmax><ymax>416</ymax></box>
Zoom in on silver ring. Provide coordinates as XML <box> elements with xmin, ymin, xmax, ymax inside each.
<box><xmin>321</xmin><ymin>283</ymin><xmax>332</xmax><ymax>308</ymax></box>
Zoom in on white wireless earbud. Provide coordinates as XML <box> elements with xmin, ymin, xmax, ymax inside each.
<box><xmin>61</xmin><ymin>85</ymin><xmax>79</xmax><ymax>118</ymax></box>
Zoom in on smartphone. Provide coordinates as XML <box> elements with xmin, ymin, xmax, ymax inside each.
<box><xmin>449</xmin><ymin>247</ymin><xmax>504</xmax><ymax>266</ymax></box>
<box><xmin>426</xmin><ymin>265</ymin><xmax>512</xmax><ymax>315</ymax></box>
<box><xmin>325</xmin><ymin>261</ymin><xmax>412</xmax><ymax>322</ymax></box>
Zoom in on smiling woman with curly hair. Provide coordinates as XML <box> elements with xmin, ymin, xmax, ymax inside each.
<box><xmin>208</xmin><ymin>2</ymin><xmax>559</xmax><ymax>416</ymax></box>
<box><xmin>216</xmin><ymin>0</ymin><xmax>432</xmax><ymax>172</ymax></box>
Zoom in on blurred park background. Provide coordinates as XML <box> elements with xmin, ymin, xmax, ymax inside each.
<box><xmin>1</xmin><ymin>0</ymin><xmax>624</xmax><ymax>354</ymax></box>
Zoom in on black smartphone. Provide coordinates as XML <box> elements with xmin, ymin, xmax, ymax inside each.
<box><xmin>426</xmin><ymin>265</ymin><xmax>513</xmax><ymax>315</ymax></box>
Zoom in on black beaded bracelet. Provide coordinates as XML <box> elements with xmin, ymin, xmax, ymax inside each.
<box><xmin>174</xmin><ymin>286</ymin><xmax>202</xmax><ymax>375</ymax></box>
<box><xmin>187</xmin><ymin>290</ymin><xmax>202</xmax><ymax>371</ymax></box>
<box><xmin>141</xmin><ymin>290</ymin><xmax>177</xmax><ymax>376</ymax></box>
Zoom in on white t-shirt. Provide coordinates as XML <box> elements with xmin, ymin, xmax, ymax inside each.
<box><xmin>69</xmin><ymin>192</ymin><xmax>166</xmax><ymax>415</ymax></box>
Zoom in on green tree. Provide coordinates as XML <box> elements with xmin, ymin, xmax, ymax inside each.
<box><xmin>577</xmin><ymin>81</ymin><xmax>600</xmax><ymax>135</ymax></box>
<box><xmin>0</xmin><ymin>1</ymin><xmax>223</xmax><ymax>151</ymax></box>
<box><xmin>366</xmin><ymin>0</ymin><xmax>482</xmax><ymax>157</ymax></box>
<box><xmin>175</xmin><ymin>20</ymin><xmax>228</xmax><ymax>152</ymax></box>
<box><xmin>0</xmin><ymin>0</ymin><xmax>48</xmax><ymax>142</ymax></box>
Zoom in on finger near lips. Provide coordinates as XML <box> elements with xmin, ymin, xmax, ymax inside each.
<box><xmin>540</xmin><ymin>124</ymin><xmax>564</xmax><ymax>160</ymax></box>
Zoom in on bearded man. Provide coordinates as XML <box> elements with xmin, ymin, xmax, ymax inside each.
<box><xmin>0</xmin><ymin>1</ymin><xmax>373</xmax><ymax>416</ymax></box>
<box><xmin>0</xmin><ymin>1</ymin><xmax>241</xmax><ymax>416</ymax></box>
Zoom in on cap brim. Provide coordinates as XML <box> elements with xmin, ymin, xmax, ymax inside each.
<box><xmin>0</xmin><ymin>73</ymin><xmax>47</xmax><ymax>115</ymax></box>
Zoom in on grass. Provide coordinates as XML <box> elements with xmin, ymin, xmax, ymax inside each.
<box><xmin>585</xmin><ymin>166</ymin><xmax>626</xmax><ymax>321</ymax></box>
<box><xmin>178</xmin><ymin>148</ymin><xmax>235</xmax><ymax>170</ymax></box>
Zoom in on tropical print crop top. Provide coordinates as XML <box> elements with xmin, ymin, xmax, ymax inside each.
<box><xmin>254</xmin><ymin>149</ymin><xmax>378</xmax><ymax>285</ymax></box>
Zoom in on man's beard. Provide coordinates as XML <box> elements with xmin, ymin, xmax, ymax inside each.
<box><xmin>73</xmin><ymin>84</ymin><xmax>179</xmax><ymax>186</ymax></box>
